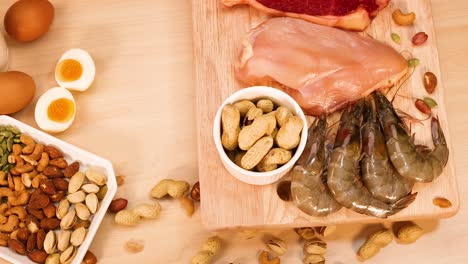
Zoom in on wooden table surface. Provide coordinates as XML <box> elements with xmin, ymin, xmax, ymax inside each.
<box><xmin>0</xmin><ymin>0</ymin><xmax>467</xmax><ymax>263</ymax></box>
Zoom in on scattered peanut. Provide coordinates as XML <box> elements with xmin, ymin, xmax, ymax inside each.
<box><xmin>315</xmin><ymin>226</ymin><xmax>337</xmax><ymax>237</ymax></box>
<box><xmin>423</xmin><ymin>72</ymin><xmax>438</xmax><ymax>94</ymax></box>
<box><xmin>125</xmin><ymin>239</ymin><xmax>144</xmax><ymax>253</ymax></box>
<box><xmin>392</xmin><ymin>9</ymin><xmax>416</xmax><ymax>26</ymax></box>
<box><xmin>357</xmin><ymin>228</ymin><xmax>393</xmax><ymax>260</ymax></box>
<box><xmin>221</xmin><ymin>104</ymin><xmax>241</xmax><ymax>151</ymax></box>
<box><xmin>151</xmin><ymin>179</ymin><xmax>190</xmax><ymax>199</ymax></box>
<box><xmin>114</xmin><ymin>210</ymin><xmax>141</xmax><ymax>226</ymax></box>
<box><xmin>396</xmin><ymin>222</ymin><xmax>423</xmax><ymax>243</ymax></box>
<box><xmin>114</xmin><ymin>202</ymin><xmax>161</xmax><ymax>226</ymax></box>
<box><xmin>116</xmin><ymin>175</ymin><xmax>125</xmax><ymax>186</ymax></box>
<box><xmin>191</xmin><ymin>236</ymin><xmax>222</xmax><ymax>264</ymax></box>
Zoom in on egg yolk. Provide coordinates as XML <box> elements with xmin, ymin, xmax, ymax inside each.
<box><xmin>57</xmin><ymin>59</ymin><xmax>83</xmax><ymax>82</ymax></box>
<box><xmin>47</xmin><ymin>98</ymin><xmax>75</xmax><ymax>123</ymax></box>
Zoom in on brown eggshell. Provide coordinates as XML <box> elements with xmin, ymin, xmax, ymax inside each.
<box><xmin>4</xmin><ymin>0</ymin><xmax>55</xmax><ymax>42</ymax></box>
<box><xmin>0</xmin><ymin>71</ymin><xmax>36</xmax><ymax>114</ymax></box>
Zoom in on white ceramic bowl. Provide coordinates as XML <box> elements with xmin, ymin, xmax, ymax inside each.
<box><xmin>213</xmin><ymin>86</ymin><xmax>308</xmax><ymax>185</ymax></box>
<box><xmin>0</xmin><ymin>115</ymin><xmax>117</xmax><ymax>264</ymax></box>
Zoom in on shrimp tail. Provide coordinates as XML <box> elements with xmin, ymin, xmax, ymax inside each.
<box><xmin>390</xmin><ymin>192</ymin><xmax>418</xmax><ymax>214</ymax></box>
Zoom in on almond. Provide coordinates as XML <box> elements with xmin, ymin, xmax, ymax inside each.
<box><xmin>39</xmin><ymin>179</ymin><xmax>57</xmax><ymax>195</ymax></box>
<box><xmin>8</xmin><ymin>238</ymin><xmax>26</xmax><ymax>255</ymax></box>
<box><xmin>52</xmin><ymin>178</ymin><xmax>69</xmax><ymax>191</ymax></box>
<box><xmin>27</xmin><ymin>205</ymin><xmax>45</xmax><ymax>220</ymax></box>
<box><xmin>28</xmin><ymin>250</ymin><xmax>48</xmax><ymax>263</ymax></box>
<box><xmin>17</xmin><ymin>227</ymin><xmax>30</xmax><ymax>241</ymax></box>
<box><xmin>40</xmin><ymin>218</ymin><xmax>60</xmax><ymax>231</ymax></box>
<box><xmin>50</xmin><ymin>191</ymin><xmax>66</xmax><ymax>203</ymax></box>
<box><xmin>44</xmin><ymin>146</ymin><xmax>63</xmax><ymax>159</ymax></box>
<box><xmin>109</xmin><ymin>198</ymin><xmax>128</xmax><ymax>213</ymax></box>
<box><xmin>412</xmin><ymin>32</ymin><xmax>428</xmax><ymax>46</ymax></box>
<box><xmin>43</xmin><ymin>166</ymin><xmax>63</xmax><ymax>178</ymax></box>
<box><xmin>26</xmin><ymin>233</ymin><xmax>36</xmax><ymax>252</ymax></box>
<box><xmin>36</xmin><ymin>229</ymin><xmax>46</xmax><ymax>250</ymax></box>
<box><xmin>63</xmin><ymin>162</ymin><xmax>79</xmax><ymax>178</ymax></box>
<box><xmin>29</xmin><ymin>190</ymin><xmax>50</xmax><ymax>210</ymax></box>
<box><xmin>43</xmin><ymin>203</ymin><xmax>56</xmax><ymax>218</ymax></box>
<box><xmin>49</xmin><ymin>158</ymin><xmax>68</xmax><ymax>169</ymax></box>
<box><xmin>26</xmin><ymin>216</ymin><xmax>40</xmax><ymax>234</ymax></box>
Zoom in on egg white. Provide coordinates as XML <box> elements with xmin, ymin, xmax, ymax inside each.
<box><xmin>35</xmin><ymin>87</ymin><xmax>76</xmax><ymax>133</ymax></box>
<box><xmin>55</xmin><ymin>48</ymin><xmax>95</xmax><ymax>92</ymax></box>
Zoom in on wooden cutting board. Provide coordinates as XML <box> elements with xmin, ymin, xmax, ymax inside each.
<box><xmin>192</xmin><ymin>0</ymin><xmax>459</xmax><ymax>230</ymax></box>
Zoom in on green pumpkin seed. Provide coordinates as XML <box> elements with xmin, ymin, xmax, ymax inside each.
<box><xmin>408</xmin><ymin>58</ymin><xmax>420</xmax><ymax>68</ymax></box>
<box><xmin>0</xmin><ymin>136</ymin><xmax>4</xmax><ymax>142</ymax></box>
<box><xmin>0</xmin><ymin>131</ymin><xmax>13</xmax><ymax>138</ymax></box>
<box><xmin>6</xmin><ymin>125</ymin><xmax>20</xmax><ymax>134</ymax></box>
<box><xmin>0</xmin><ymin>154</ymin><xmax>7</xmax><ymax>167</ymax></box>
<box><xmin>423</xmin><ymin>97</ymin><xmax>438</xmax><ymax>108</ymax></box>
<box><xmin>391</xmin><ymin>33</ymin><xmax>401</xmax><ymax>44</ymax></box>
<box><xmin>6</xmin><ymin>137</ymin><xmax>13</xmax><ymax>152</ymax></box>
<box><xmin>13</xmin><ymin>138</ymin><xmax>21</xmax><ymax>143</ymax></box>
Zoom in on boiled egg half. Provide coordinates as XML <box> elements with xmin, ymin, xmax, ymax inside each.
<box><xmin>35</xmin><ymin>87</ymin><xmax>76</xmax><ymax>133</ymax></box>
<box><xmin>55</xmin><ymin>48</ymin><xmax>95</xmax><ymax>91</ymax></box>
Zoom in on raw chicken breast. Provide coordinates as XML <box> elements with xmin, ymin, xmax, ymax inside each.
<box><xmin>223</xmin><ymin>0</ymin><xmax>390</xmax><ymax>31</ymax></box>
<box><xmin>236</xmin><ymin>17</ymin><xmax>408</xmax><ymax>116</ymax></box>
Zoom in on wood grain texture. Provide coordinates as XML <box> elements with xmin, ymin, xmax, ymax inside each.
<box><xmin>193</xmin><ymin>0</ymin><xmax>460</xmax><ymax>229</ymax></box>
<box><xmin>0</xmin><ymin>0</ymin><xmax>468</xmax><ymax>263</ymax></box>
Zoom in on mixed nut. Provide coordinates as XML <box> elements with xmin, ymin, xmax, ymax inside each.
<box><xmin>0</xmin><ymin>126</ymin><xmax>107</xmax><ymax>263</ymax></box>
<box><xmin>221</xmin><ymin>99</ymin><xmax>303</xmax><ymax>172</ymax></box>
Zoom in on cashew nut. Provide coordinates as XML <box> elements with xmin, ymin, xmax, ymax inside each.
<box><xmin>0</xmin><ymin>232</ymin><xmax>9</xmax><ymax>246</ymax></box>
<box><xmin>0</xmin><ymin>215</ymin><xmax>19</xmax><ymax>232</ymax></box>
<box><xmin>6</xmin><ymin>206</ymin><xmax>27</xmax><ymax>221</ymax></box>
<box><xmin>20</xmin><ymin>144</ymin><xmax>44</xmax><ymax>166</ymax></box>
<box><xmin>392</xmin><ymin>9</ymin><xmax>416</xmax><ymax>26</ymax></box>
<box><xmin>20</xmin><ymin>134</ymin><xmax>36</xmax><ymax>155</ymax></box>
<box><xmin>0</xmin><ymin>172</ymin><xmax>7</xmax><ymax>186</ymax></box>
<box><xmin>9</xmin><ymin>190</ymin><xmax>30</xmax><ymax>206</ymax></box>
<box><xmin>13</xmin><ymin>177</ymin><xmax>25</xmax><ymax>192</ymax></box>
<box><xmin>36</xmin><ymin>153</ymin><xmax>49</xmax><ymax>172</ymax></box>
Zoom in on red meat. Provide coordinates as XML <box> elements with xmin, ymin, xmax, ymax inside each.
<box><xmin>223</xmin><ymin>0</ymin><xmax>390</xmax><ymax>31</ymax></box>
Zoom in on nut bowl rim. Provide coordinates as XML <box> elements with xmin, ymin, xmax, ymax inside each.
<box><xmin>0</xmin><ymin>115</ymin><xmax>117</xmax><ymax>264</ymax></box>
<box><xmin>213</xmin><ymin>86</ymin><xmax>308</xmax><ymax>185</ymax></box>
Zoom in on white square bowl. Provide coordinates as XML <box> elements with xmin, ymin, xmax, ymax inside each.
<box><xmin>0</xmin><ymin>115</ymin><xmax>117</xmax><ymax>264</ymax></box>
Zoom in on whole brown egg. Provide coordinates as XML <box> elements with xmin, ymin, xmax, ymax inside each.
<box><xmin>4</xmin><ymin>0</ymin><xmax>55</xmax><ymax>42</ymax></box>
<box><xmin>0</xmin><ymin>71</ymin><xmax>36</xmax><ymax>114</ymax></box>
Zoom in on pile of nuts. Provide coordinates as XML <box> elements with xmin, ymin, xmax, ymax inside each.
<box><xmin>221</xmin><ymin>99</ymin><xmax>303</xmax><ymax>172</ymax></box>
<box><xmin>0</xmin><ymin>126</ymin><xmax>107</xmax><ymax>264</ymax></box>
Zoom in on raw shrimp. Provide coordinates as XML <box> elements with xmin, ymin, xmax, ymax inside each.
<box><xmin>361</xmin><ymin>97</ymin><xmax>414</xmax><ymax>204</ymax></box>
<box><xmin>373</xmin><ymin>91</ymin><xmax>449</xmax><ymax>182</ymax></box>
<box><xmin>291</xmin><ymin>115</ymin><xmax>342</xmax><ymax>216</ymax></box>
<box><xmin>327</xmin><ymin>100</ymin><xmax>416</xmax><ymax>218</ymax></box>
